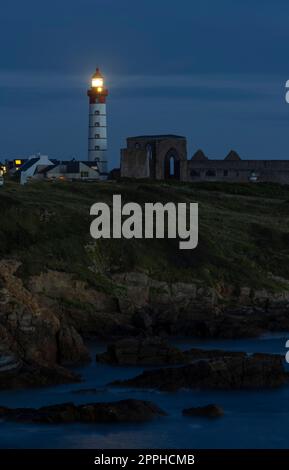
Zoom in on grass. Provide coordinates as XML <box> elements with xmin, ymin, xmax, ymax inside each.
<box><xmin>1</xmin><ymin>179</ymin><xmax>289</xmax><ymax>292</ymax></box>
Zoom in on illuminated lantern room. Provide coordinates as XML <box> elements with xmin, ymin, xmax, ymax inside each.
<box><xmin>91</xmin><ymin>69</ymin><xmax>104</xmax><ymax>90</ymax></box>
<box><xmin>88</xmin><ymin>68</ymin><xmax>108</xmax><ymax>99</ymax></box>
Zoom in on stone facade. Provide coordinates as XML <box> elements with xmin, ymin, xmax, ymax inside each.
<box><xmin>121</xmin><ymin>135</ymin><xmax>289</xmax><ymax>184</ymax></box>
<box><xmin>121</xmin><ymin>135</ymin><xmax>187</xmax><ymax>180</ymax></box>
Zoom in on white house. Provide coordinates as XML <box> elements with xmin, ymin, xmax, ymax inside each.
<box><xmin>19</xmin><ymin>154</ymin><xmax>56</xmax><ymax>185</ymax></box>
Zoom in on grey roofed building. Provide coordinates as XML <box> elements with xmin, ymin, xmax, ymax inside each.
<box><xmin>5</xmin><ymin>158</ymin><xmax>29</xmax><ymax>174</ymax></box>
<box><xmin>40</xmin><ymin>160</ymin><xmax>100</xmax><ymax>181</ymax></box>
<box><xmin>18</xmin><ymin>158</ymin><xmax>59</xmax><ymax>173</ymax></box>
<box><xmin>14</xmin><ymin>154</ymin><xmax>57</xmax><ymax>184</ymax></box>
<box><xmin>13</xmin><ymin>157</ymin><xmax>100</xmax><ymax>184</ymax></box>
<box><xmin>15</xmin><ymin>158</ymin><xmax>39</xmax><ymax>172</ymax></box>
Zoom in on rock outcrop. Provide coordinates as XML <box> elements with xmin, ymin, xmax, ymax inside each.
<box><xmin>0</xmin><ymin>399</ymin><xmax>166</xmax><ymax>423</ymax></box>
<box><xmin>57</xmin><ymin>325</ymin><xmax>90</xmax><ymax>365</ymax></box>
<box><xmin>111</xmin><ymin>272</ymin><xmax>289</xmax><ymax>338</ymax></box>
<box><xmin>0</xmin><ymin>361</ymin><xmax>79</xmax><ymax>390</ymax></box>
<box><xmin>183</xmin><ymin>404</ymin><xmax>224</xmax><ymax>418</ymax></box>
<box><xmin>96</xmin><ymin>337</ymin><xmax>185</xmax><ymax>365</ymax></box>
<box><xmin>28</xmin><ymin>270</ymin><xmax>121</xmax><ymax>336</ymax></box>
<box><xmin>0</xmin><ymin>260</ymin><xmax>88</xmax><ymax>389</ymax></box>
<box><xmin>1</xmin><ymin>259</ymin><xmax>289</xmax><ymax>390</ymax></box>
<box><xmin>111</xmin><ymin>354</ymin><xmax>288</xmax><ymax>391</ymax></box>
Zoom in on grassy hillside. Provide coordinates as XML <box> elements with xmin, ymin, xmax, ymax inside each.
<box><xmin>1</xmin><ymin>179</ymin><xmax>289</xmax><ymax>292</ymax></box>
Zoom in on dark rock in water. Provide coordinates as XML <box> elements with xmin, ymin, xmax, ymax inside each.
<box><xmin>0</xmin><ymin>399</ymin><xmax>166</xmax><ymax>424</ymax></box>
<box><xmin>57</xmin><ymin>325</ymin><xmax>90</xmax><ymax>365</ymax></box>
<box><xmin>0</xmin><ymin>362</ymin><xmax>80</xmax><ymax>390</ymax></box>
<box><xmin>111</xmin><ymin>354</ymin><xmax>287</xmax><ymax>391</ymax></box>
<box><xmin>183</xmin><ymin>404</ymin><xmax>224</xmax><ymax>418</ymax></box>
<box><xmin>96</xmin><ymin>337</ymin><xmax>185</xmax><ymax>366</ymax></box>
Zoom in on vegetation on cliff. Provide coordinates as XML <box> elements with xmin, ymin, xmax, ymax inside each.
<box><xmin>0</xmin><ymin>179</ymin><xmax>289</xmax><ymax>292</ymax></box>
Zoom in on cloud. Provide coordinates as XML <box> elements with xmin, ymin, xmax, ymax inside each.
<box><xmin>0</xmin><ymin>70</ymin><xmax>283</xmax><ymax>101</ymax></box>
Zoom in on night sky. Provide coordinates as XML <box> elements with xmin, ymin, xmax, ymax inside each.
<box><xmin>1</xmin><ymin>0</ymin><xmax>289</xmax><ymax>168</ymax></box>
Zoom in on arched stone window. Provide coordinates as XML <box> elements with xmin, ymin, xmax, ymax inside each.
<box><xmin>164</xmin><ymin>149</ymin><xmax>180</xmax><ymax>180</ymax></box>
<box><xmin>191</xmin><ymin>169</ymin><xmax>201</xmax><ymax>177</ymax></box>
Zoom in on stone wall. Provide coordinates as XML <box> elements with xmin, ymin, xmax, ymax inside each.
<box><xmin>121</xmin><ymin>148</ymin><xmax>149</xmax><ymax>178</ymax></box>
<box><xmin>188</xmin><ymin>159</ymin><xmax>289</xmax><ymax>183</ymax></box>
<box><xmin>121</xmin><ymin>135</ymin><xmax>187</xmax><ymax>180</ymax></box>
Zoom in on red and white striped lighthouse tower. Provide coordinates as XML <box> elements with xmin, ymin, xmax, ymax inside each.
<box><xmin>87</xmin><ymin>68</ymin><xmax>108</xmax><ymax>175</ymax></box>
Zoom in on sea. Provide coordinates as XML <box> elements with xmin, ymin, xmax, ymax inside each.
<box><xmin>0</xmin><ymin>333</ymin><xmax>289</xmax><ymax>449</ymax></box>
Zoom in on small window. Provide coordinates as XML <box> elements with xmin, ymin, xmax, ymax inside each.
<box><xmin>95</xmin><ymin>122</ymin><xmax>100</xmax><ymax>127</ymax></box>
<box><xmin>95</xmin><ymin>134</ymin><xmax>100</xmax><ymax>139</ymax></box>
<box><xmin>95</xmin><ymin>110</ymin><xmax>100</xmax><ymax>115</ymax></box>
<box><xmin>224</xmin><ymin>170</ymin><xmax>228</xmax><ymax>176</ymax></box>
<box><xmin>81</xmin><ymin>171</ymin><xmax>89</xmax><ymax>178</ymax></box>
<box><xmin>135</xmin><ymin>142</ymin><xmax>140</xmax><ymax>149</ymax></box>
<box><xmin>95</xmin><ymin>146</ymin><xmax>100</xmax><ymax>150</ymax></box>
<box><xmin>191</xmin><ymin>170</ymin><xmax>200</xmax><ymax>177</ymax></box>
<box><xmin>236</xmin><ymin>171</ymin><xmax>239</xmax><ymax>177</ymax></box>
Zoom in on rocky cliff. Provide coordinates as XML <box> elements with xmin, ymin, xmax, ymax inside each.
<box><xmin>1</xmin><ymin>180</ymin><xmax>289</xmax><ymax>388</ymax></box>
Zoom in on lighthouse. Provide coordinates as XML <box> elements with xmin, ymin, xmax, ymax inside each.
<box><xmin>87</xmin><ymin>68</ymin><xmax>108</xmax><ymax>175</ymax></box>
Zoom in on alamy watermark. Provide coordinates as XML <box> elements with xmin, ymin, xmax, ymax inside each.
<box><xmin>90</xmin><ymin>195</ymin><xmax>198</xmax><ymax>250</ymax></box>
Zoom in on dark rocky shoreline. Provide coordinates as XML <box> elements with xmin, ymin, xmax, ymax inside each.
<box><xmin>1</xmin><ymin>262</ymin><xmax>289</xmax><ymax>391</ymax></box>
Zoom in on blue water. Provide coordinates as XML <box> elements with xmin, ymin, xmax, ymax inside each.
<box><xmin>0</xmin><ymin>333</ymin><xmax>289</xmax><ymax>449</ymax></box>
